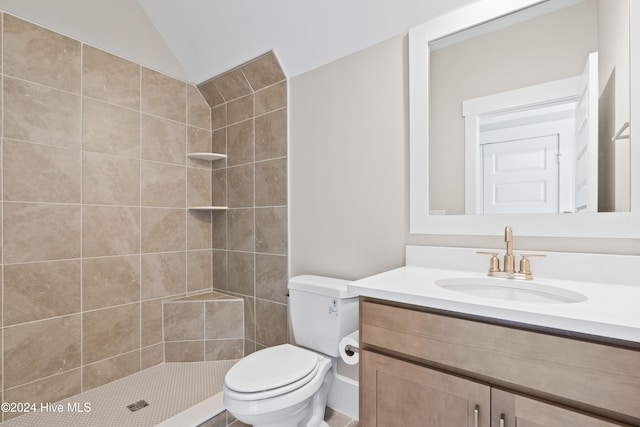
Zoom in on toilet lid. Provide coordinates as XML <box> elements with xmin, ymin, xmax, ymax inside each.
<box><xmin>225</xmin><ymin>344</ymin><xmax>319</xmax><ymax>394</ymax></box>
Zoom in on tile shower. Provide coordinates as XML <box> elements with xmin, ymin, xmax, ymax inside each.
<box><xmin>0</xmin><ymin>11</ymin><xmax>289</xmax><ymax>424</ymax></box>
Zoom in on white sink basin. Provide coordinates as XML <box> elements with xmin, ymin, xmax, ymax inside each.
<box><xmin>435</xmin><ymin>277</ymin><xmax>588</xmax><ymax>304</ymax></box>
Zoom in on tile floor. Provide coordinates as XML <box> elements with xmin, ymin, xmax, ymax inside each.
<box><xmin>0</xmin><ymin>360</ymin><xmax>358</xmax><ymax>427</ymax></box>
<box><xmin>1</xmin><ymin>361</ymin><xmax>236</xmax><ymax>426</ymax></box>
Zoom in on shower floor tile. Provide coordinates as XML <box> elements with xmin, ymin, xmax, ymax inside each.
<box><xmin>1</xmin><ymin>360</ymin><xmax>237</xmax><ymax>427</ymax></box>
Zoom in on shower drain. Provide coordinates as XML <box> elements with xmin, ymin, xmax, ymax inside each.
<box><xmin>126</xmin><ymin>400</ymin><xmax>149</xmax><ymax>412</ymax></box>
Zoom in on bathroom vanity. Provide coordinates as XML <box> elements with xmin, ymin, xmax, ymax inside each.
<box><xmin>349</xmin><ymin>247</ymin><xmax>640</xmax><ymax>427</ymax></box>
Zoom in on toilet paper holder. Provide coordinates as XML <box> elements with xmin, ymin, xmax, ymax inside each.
<box><xmin>345</xmin><ymin>345</ymin><xmax>359</xmax><ymax>357</ymax></box>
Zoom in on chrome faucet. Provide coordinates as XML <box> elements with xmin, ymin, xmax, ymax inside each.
<box><xmin>477</xmin><ymin>226</ymin><xmax>545</xmax><ymax>280</ymax></box>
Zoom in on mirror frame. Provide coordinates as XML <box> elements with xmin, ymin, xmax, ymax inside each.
<box><xmin>409</xmin><ymin>0</ymin><xmax>640</xmax><ymax>237</ymax></box>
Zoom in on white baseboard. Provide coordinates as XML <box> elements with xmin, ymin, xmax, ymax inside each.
<box><xmin>327</xmin><ymin>372</ymin><xmax>359</xmax><ymax>420</ymax></box>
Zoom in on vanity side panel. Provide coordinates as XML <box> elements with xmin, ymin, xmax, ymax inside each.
<box><xmin>361</xmin><ymin>299</ymin><xmax>640</xmax><ymax>421</ymax></box>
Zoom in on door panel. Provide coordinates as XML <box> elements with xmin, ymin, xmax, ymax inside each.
<box><xmin>361</xmin><ymin>349</ymin><xmax>490</xmax><ymax>427</ymax></box>
<box><xmin>482</xmin><ymin>135</ymin><xmax>559</xmax><ymax>214</ymax></box>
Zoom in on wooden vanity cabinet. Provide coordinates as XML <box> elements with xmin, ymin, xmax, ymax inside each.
<box><xmin>360</xmin><ymin>298</ymin><xmax>640</xmax><ymax>427</ymax></box>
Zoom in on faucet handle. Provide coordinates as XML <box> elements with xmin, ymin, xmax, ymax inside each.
<box><xmin>518</xmin><ymin>253</ymin><xmax>546</xmax><ymax>279</ymax></box>
<box><xmin>477</xmin><ymin>251</ymin><xmax>501</xmax><ymax>274</ymax></box>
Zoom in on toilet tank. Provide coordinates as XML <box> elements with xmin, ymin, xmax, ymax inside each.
<box><xmin>288</xmin><ymin>275</ymin><xmax>359</xmax><ymax>357</ymax></box>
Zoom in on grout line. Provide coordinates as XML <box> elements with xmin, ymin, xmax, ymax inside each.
<box><xmin>1</xmin><ymin>11</ymin><xmax>5</xmax><ymax>415</ymax></box>
<box><xmin>252</xmin><ymin>90</ymin><xmax>258</xmax><ymax>349</ymax></box>
<box><xmin>79</xmin><ymin>38</ymin><xmax>85</xmax><ymax>393</ymax></box>
<box><xmin>139</xmin><ymin>62</ymin><xmax>144</xmax><ymax>371</ymax></box>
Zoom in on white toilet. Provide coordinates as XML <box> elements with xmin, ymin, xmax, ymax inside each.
<box><xmin>223</xmin><ymin>275</ymin><xmax>359</xmax><ymax>427</ymax></box>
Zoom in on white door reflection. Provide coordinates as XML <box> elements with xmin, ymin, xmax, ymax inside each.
<box><xmin>463</xmin><ymin>52</ymin><xmax>602</xmax><ymax>214</ymax></box>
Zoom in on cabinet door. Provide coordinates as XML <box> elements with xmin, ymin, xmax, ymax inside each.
<box><xmin>361</xmin><ymin>350</ymin><xmax>490</xmax><ymax>427</ymax></box>
<box><xmin>491</xmin><ymin>388</ymin><xmax>630</xmax><ymax>427</ymax></box>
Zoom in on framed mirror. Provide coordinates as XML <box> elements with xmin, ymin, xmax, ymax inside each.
<box><xmin>409</xmin><ymin>0</ymin><xmax>640</xmax><ymax>237</ymax></box>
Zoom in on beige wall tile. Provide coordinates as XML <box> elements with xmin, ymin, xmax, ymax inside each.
<box><xmin>255</xmin><ymin>299</ymin><xmax>288</xmax><ymax>347</ymax></box>
<box><xmin>83</xmin><ymin>303</ymin><xmax>140</xmax><ymax>364</ymax></box>
<box><xmin>227</xmin><ymin>120</ymin><xmax>254</xmax><ymax>166</ymax></box>
<box><xmin>141</xmin><ymin>343</ymin><xmax>164</xmax><ymax>369</ymax></box>
<box><xmin>256</xmin><ymin>254</ymin><xmax>288</xmax><ymax>304</ymax></box>
<box><xmin>82</xmin><ymin>45</ymin><xmax>140</xmax><ymax>109</ymax></box>
<box><xmin>212</xmin><ymin>212</ymin><xmax>227</xmax><ymax>249</ymax></box>
<box><xmin>141</xmin><ymin>298</ymin><xmax>163</xmax><ymax>347</ymax></box>
<box><xmin>163</xmin><ymin>301</ymin><xmax>204</xmax><ymax>341</ymax></box>
<box><xmin>141</xmin><ymin>208</ymin><xmax>186</xmax><ymax>253</ymax></box>
<box><xmin>188</xmin><ymin>250</ymin><xmax>213</xmax><ymax>293</ymax></box>
<box><xmin>3</xmin><ymin>369</ymin><xmax>81</xmax><ymax>421</ymax></box>
<box><xmin>205</xmin><ymin>339</ymin><xmax>244</xmax><ymax>361</ymax></box>
<box><xmin>4</xmin><ymin>14</ymin><xmax>81</xmax><ymax>93</ymax></box>
<box><xmin>3</xmin><ymin>139</ymin><xmax>81</xmax><ymax>203</ymax></box>
<box><xmin>4</xmin><ymin>315</ymin><xmax>81</xmax><ymax>388</ymax></box>
<box><xmin>187</xmin><ymin>84</ymin><xmax>212</xmax><ymax>129</ymax></box>
<box><xmin>212</xmin><ymin>128</ymin><xmax>226</xmax><ymax>159</ymax></box>
<box><xmin>187</xmin><ymin>210</ymin><xmax>212</xmax><ymax>250</ymax></box>
<box><xmin>197</xmin><ymin>79</ymin><xmax>225</xmax><ymax>108</ymax></box>
<box><xmin>4</xmin><ymin>202</ymin><xmax>81</xmax><ymax>264</ymax></box>
<box><xmin>241</xmin><ymin>52</ymin><xmax>286</xmax><ymax>92</ymax></box>
<box><xmin>241</xmin><ymin>296</ymin><xmax>255</xmax><ymax>343</ymax></box>
<box><xmin>141</xmin><ymin>114</ymin><xmax>186</xmax><ymax>165</ymax></box>
<box><xmin>82</xmin><ymin>350</ymin><xmax>140</xmax><ymax>391</ymax></box>
<box><xmin>82</xmin><ymin>206</ymin><xmax>140</xmax><ymax>257</ymax></box>
<box><xmin>141</xmin><ymin>161</ymin><xmax>186</xmax><ymax>208</ymax></box>
<box><xmin>213</xmin><ymin>69</ymin><xmax>252</xmax><ymax>101</ymax></box>
<box><xmin>141</xmin><ymin>252</ymin><xmax>186</xmax><ymax>300</ymax></box>
<box><xmin>82</xmin><ymin>255</ymin><xmax>140</xmax><ymax>311</ymax></box>
<box><xmin>255</xmin><ymin>207</ymin><xmax>288</xmax><ymax>255</ymax></box>
<box><xmin>227</xmin><ymin>251</ymin><xmax>254</xmax><ymax>297</ymax></box>
<box><xmin>4</xmin><ymin>260</ymin><xmax>81</xmax><ymax>326</ymax></box>
<box><xmin>255</xmin><ymin>108</ymin><xmax>287</xmax><ymax>161</ymax></box>
<box><xmin>164</xmin><ymin>341</ymin><xmax>204</xmax><ymax>362</ymax></box>
<box><xmin>211</xmin><ymin>104</ymin><xmax>227</xmax><ymax>130</ymax></box>
<box><xmin>227</xmin><ymin>164</ymin><xmax>254</xmax><ymax>208</ymax></box>
<box><xmin>83</xmin><ymin>151</ymin><xmax>140</xmax><ymax>206</ymax></box>
<box><xmin>205</xmin><ymin>300</ymin><xmax>244</xmax><ymax>339</ymax></box>
<box><xmin>141</xmin><ymin>67</ymin><xmax>186</xmax><ymax>123</ymax></box>
<box><xmin>227</xmin><ymin>208</ymin><xmax>254</xmax><ymax>251</ymax></box>
<box><xmin>187</xmin><ymin>126</ymin><xmax>213</xmax><ymax>168</ymax></box>
<box><xmin>82</xmin><ymin>98</ymin><xmax>140</xmax><ymax>157</ymax></box>
<box><xmin>187</xmin><ymin>167</ymin><xmax>212</xmax><ymax>206</ymax></box>
<box><xmin>244</xmin><ymin>339</ymin><xmax>257</xmax><ymax>356</ymax></box>
<box><xmin>213</xmin><ymin>250</ymin><xmax>228</xmax><ymax>291</ymax></box>
<box><xmin>227</xmin><ymin>95</ymin><xmax>254</xmax><ymax>125</ymax></box>
<box><xmin>255</xmin><ymin>158</ymin><xmax>287</xmax><ymax>207</ymax></box>
<box><xmin>255</xmin><ymin>82</ymin><xmax>287</xmax><ymax>116</ymax></box>
<box><xmin>212</xmin><ymin>169</ymin><xmax>227</xmax><ymax>207</ymax></box>
<box><xmin>4</xmin><ymin>77</ymin><xmax>81</xmax><ymax>148</ymax></box>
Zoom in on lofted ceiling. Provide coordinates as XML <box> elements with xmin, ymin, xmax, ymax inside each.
<box><xmin>0</xmin><ymin>0</ymin><xmax>477</xmax><ymax>84</ymax></box>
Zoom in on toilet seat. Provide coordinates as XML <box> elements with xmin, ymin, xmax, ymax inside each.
<box><xmin>224</xmin><ymin>344</ymin><xmax>320</xmax><ymax>401</ymax></box>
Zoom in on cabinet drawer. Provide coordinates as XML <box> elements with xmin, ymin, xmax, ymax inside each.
<box><xmin>361</xmin><ymin>299</ymin><xmax>640</xmax><ymax>420</ymax></box>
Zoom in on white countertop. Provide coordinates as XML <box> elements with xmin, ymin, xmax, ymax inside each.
<box><xmin>348</xmin><ymin>246</ymin><xmax>640</xmax><ymax>345</ymax></box>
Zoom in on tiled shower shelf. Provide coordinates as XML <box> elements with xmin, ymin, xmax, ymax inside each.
<box><xmin>188</xmin><ymin>206</ymin><xmax>228</xmax><ymax>211</ymax></box>
<box><xmin>187</xmin><ymin>152</ymin><xmax>227</xmax><ymax>161</ymax></box>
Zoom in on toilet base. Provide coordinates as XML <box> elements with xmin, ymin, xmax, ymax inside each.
<box><xmin>224</xmin><ymin>354</ymin><xmax>334</xmax><ymax>427</ymax></box>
